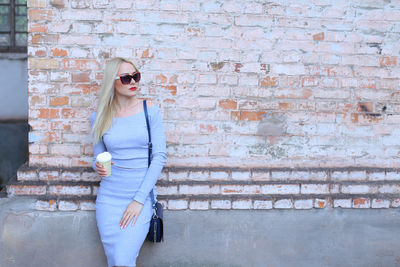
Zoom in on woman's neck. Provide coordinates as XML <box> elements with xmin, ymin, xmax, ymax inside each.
<box><xmin>114</xmin><ymin>96</ymin><xmax>140</xmax><ymax>113</ymax></box>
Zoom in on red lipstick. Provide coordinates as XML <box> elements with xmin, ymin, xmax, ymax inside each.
<box><xmin>129</xmin><ymin>87</ymin><xmax>136</xmax><ymax>91</ymax></box>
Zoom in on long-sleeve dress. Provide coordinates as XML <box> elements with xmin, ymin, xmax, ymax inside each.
<box><xmin>90</xmin><ymin>103</ymin><xmax>166</xmax><ymax>267</ymax></box>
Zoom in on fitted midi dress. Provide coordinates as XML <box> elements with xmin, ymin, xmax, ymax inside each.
<box><xmin>90</xmin><ymin>104</ymin><xmax>166</xmax><ymax>267</ymax></box>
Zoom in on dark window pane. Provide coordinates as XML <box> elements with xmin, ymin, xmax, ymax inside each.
<box><xmin>0</xmin><ymin>5</ymin><xmax>9</xmax><ymax>15</ymax></box>
<box><xmin>15</xmin><ymin>16</ymin><xmax>27</xmax><ymax>32</ymax></box>
<box><xmin>15</xmin><ymin>6</ymin><xmax>26</xmax><ymax>16</ymax></box>
<box><xmin>15</xmin><ymin>33</ymin><xmax>26</xmax><ymax>46</ymax></box>
<box><xmin>0</xmin><ymin>0</ymin><xmax>10</xmax><ymax>3</ymax></box>
<box><xmin>0</xmin><ymin>6</ymin><xmax>10</xmax><ymax>31</ymax></box>
<box><xmin>15</xmin><ymin>7</ymin><xmax>27</xmax><ymax>32</ymax></box>
<box><xmin>15</xmin><ymin>0</ymin><xmax>27</xmax><ymax>4</ymax></box>
<box><xmin>0</xmin><ymin>33</ymin><xmax>10</xmax><ymax>45</ymax></box>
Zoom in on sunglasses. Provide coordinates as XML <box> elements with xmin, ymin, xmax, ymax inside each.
<box><xmin>114</xmin><ymin>72</ymin><xmax>141</xmax><ymax>84</ymax></box>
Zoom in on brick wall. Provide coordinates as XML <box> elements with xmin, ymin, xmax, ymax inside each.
<box><xmin>8</xmin><ymin>0</ymin><xmax>400</xmax><ymax>210</ymax></box>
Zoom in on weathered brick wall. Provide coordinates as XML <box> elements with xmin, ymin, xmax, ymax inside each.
<box><xmin>8</xmin><ymin>0</ymin><xmax>400</xmax><ymax>210</ymax></box>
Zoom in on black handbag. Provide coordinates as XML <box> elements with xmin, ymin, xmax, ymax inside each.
<box><xmin>143</xmin><ymin>100</ymin><xmax>164</xmax><ymax>243</ymax></box>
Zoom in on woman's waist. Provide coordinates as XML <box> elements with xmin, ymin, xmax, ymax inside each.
<box><xmin>112</xmin><ymin>157</ymin><xmax>149</xmax><ymax>169</ymax></box>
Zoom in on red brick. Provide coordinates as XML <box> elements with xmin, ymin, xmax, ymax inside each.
<box><xmin>29</xmin><ymin>23</ymin><xmax>47</xmax><ymax>33</ymax></box>
<box><xmin>279</xmin><ymin>102</ymin><xmax>296</xmax><ymax>110</ymax></box>
<box><xmin>156</xmin><ymin>74</ymin><xmax>168</xmax><ymax>83</ymax></box>
<box><xmin>199</xmin><ymin>124</ymin><xmax>218</xmax><ymax>133</ymax></box>
<box><xmin>31</xmin><ymin>34</ymin><xmax>59</xmax><ymax>44</ymax></box>
<box><xmin>51</xmin><ymin>48</ymin><xmax>67</xmax><ymax>57</ymax></box>
<box><xmin>30</xmin><ymin>95</ymin><xmax>46</xmax><ymax>106</ymax></box>
<box><xmin>231</xmin><ymin>111</ymin><xmax>265</xmax><ymax>121</ymax></box>
<box><xmin>49</xmin><ymin>96</ymin><xmax>69</xmax><ymax>106</ymax></box>
<box><xmin>72</xmin><ymin>72</ymin><xmax>90</xmax><ymax>82</ymax></box>
<box><xmin>260</xmin><ymin>76</ymin><xmax>278</xmax><ymax>87</ymax></box>
<box><xmin>353</xmin><ymin>198</ymin><xmax>371</xmax><ymax>208</ymax></box>
<box><xmin>38</xmin><ymin>108</ymin><xmax>60</xmax><ymax>119</ymax></box>
<box><xmin>219</xmin><ymin>99</ymin><xmax>237</xmax><ymax>109</ymax></box>
<box><xmin>28</xmin><ymin>9</ymin><xmax>55</xmax><ymax>20</ymax></box>
<box><xmin>312</xmin><ymin>32</ymin><xmax>324</xmax><ymax>41</ymax></box>
<box><xmin>380</xmin><ymin>56</ymin><xmax>397</xmax><ymax>66</ymax></box>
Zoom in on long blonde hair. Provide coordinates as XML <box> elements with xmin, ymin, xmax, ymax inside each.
<box><xmin>91</xmin><ymin>57</ymin><xmax>138</xmax><ymax>144</ymax></box>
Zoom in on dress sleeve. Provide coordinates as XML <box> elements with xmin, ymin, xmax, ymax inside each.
<box><xmin>90</xmin><ymin>111</ymin><xmax>106</xmax><ymax>172</ymax></box>
<box><xmin>133</xmin><ymin>106</ymin><xmax>167</xmax><ymax>204</ymax></box>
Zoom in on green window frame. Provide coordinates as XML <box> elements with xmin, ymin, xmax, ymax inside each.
<box><xmin>0</xmin><ymin>0</ymin><xmax>27</xmax><ymax>53</ymax></box>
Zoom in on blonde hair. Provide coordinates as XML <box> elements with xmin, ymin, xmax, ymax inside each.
<box><xmin>91</xmin><ymin>57</ymin><xmax>138</xmax><ymax>144</ymax></box>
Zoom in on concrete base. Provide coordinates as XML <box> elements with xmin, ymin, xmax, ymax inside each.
<box><xmin>1</xmin><ymin>197</ymin><xmax>399</xmax><ymax>267</ymax></box>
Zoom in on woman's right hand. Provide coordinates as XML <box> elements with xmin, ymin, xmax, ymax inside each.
<box><xmin>95</xmin><ymin>161</ymin><xmax>114</xmax><ymax>177</ymax></box>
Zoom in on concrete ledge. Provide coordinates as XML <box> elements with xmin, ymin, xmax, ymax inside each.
<box><xmin>1</xmin><ymin>197</ymin><xmax>400</xmax><ymax>267</ymax></box>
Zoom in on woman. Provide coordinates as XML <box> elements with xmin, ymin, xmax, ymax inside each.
<box><xmin>90</xmin><ymin>57</ymin><xmax>166</xmax><ymax>267</ymax></box>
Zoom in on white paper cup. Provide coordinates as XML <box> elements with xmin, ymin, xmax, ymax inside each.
<box><xmin>96</xmin><ymin>152</ymin><xmax>112</xmax><ymax>177</ymax></box>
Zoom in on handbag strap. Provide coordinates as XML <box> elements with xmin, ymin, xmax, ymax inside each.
<box><xmin>143</xmin><ymin>100</ymin><xmax>156</xmax><ymax>207</ymax></box>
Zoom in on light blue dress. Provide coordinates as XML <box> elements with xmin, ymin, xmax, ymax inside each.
<box><xmin>90</xmin><ymin>104</ymin><xmax>166</xmax><ymax>267</ymax></box>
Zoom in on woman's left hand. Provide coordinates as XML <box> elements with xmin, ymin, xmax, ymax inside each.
<box><xmin>120</xmin><ymin>200</ymin><xmax>144</xmax><ymax>229</ymax></box>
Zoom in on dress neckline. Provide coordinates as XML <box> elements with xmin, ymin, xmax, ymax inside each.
<box><xmin>114</xmin><ymin>104</ymin><xmax>156</xmax><ymax>119</ymax></box>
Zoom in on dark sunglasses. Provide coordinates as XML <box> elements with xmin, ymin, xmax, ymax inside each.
<box><xmin>114</xmin><ymin>72</ymin><xmax>141</xmax><ymax>84</ymax></box>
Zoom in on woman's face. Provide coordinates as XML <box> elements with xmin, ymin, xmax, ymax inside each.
<box><xmin>114</xmin><ymin>62</ymin><xmax>139</xmax><ymax>98</ymax></box>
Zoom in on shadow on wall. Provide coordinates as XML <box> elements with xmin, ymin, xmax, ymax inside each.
<box><xmin>0</xmin><ymin>122</ymin><xmax>29</xmax><ymax>190</ymax></box>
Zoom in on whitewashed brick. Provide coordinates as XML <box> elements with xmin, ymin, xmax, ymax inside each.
<box><xmin>274</xmin><ymin>199</ymin><xmax>293</xmax><ymax>209</ymax></box>
<box><xmin>168</xmin><ymin>199</ymin><xmax>188</xmax><ymax>210</ymax></box>
<box><xmin>211</xmin><ymin>199</ymin><xmax>231</xmax><ymax>209</ymax></box>
<box><xmin>330</xmin><ymin>184</ymin><xmax>340</xmax><ymax>194</ymax></box>
<box><xmin>371</xmin><ymin>199</ymin><xmax>390</xmax><ymax>209</ymax></box>
<box><xmin>80</xmin><ymin>201</ymin><xmax>96</xmax><ymax>210</ymax></box>
<box><xmin>210</xmin><ymin>171</ymin><xmax>229</xmax><ymax>180</ymax></box>
<box><xmin>60</xmin><ymin>171</ymin><xmax>81</xmax><ymax>181</ymax></box>
<box><xmin>341</xmin><ymin>185</ymin><xmax>376</xmax><ymax>194</ymax></box>
<box><xmin>368</xmin><ymin>172</ymin><xmax>385</xmax><ymax>181</ymax></box>
<box><xmin>169</xmin><ymin>171</ymin><xmax>188</xmax><ymax>181</ymax></box>
<box><xmin>261</xmin><ymin>184</ymin><xmax>300</xmax><ymax>194</ymax></box>
<box><xmin>252</xmin><ymin>171</ymin><xmax>270</xmax><ymax>180</ymax></box>
<box><xmin>378</xmin><ymin>185</ymin><xmax>400</xmax><ymax>194</ymax></box>
<box><xmin>232</xmin><ymin>199</ymin><xmax>252</xmax><ymax>209</ymax></box>
<box><xmin>58</xmin><ymin>200</ymin><xmax>79</xmax><ymax>211</ymax></box>
<box><xmin>157</xmin><ymin>186</ymin><xmax>178</xmax><ymax>195</ymax></box>
<box><xmin>232</xmin><ymin>171</ymin><xmax>250</xmax><ymax>180</ymax></box>
<box><xmin>35</xmin><ymin>200</ymin><xmax>57</xmax><ymax>211</ymax></box>
<box><xmin>392</xmin><ymin>199</ymin><xmax>400</xmax><ymax>208</ymax></box>
<box><xmin>18</xmin><ymin>170</ymin><xmax>38</xmax><ymax>181</ymax></box>
<box><xmin>253</xmin><ymin>200</ymin><xmax>273</xmax><ymax>209</ymax></box>
<box><xmin>189</xmin><ymin>200</ymin><xmax>209</xmax><ymax>210</ymax></box>
<box><xmin>386</xmin><ymin>172</ymin><xmax>400</xmax><ymax>180</ymax></box>
<box><xmin>301</xmin><ymin>184</ymin><xmax>329</xmax><ymax>194</ymax></box>
<box><xmin>271</xmin><ymin>171</ymin><xmax>290</xmax><ymax>180</ymax></box>
<box><xmin>179</xmin><ymin>185</ymin><xmax>210</xmax><ymax>195</ymax></box>
<box><xmin>334</xmin><ymin>199</ymin><xmax>352</xmax><ymax>208</ymax></box>
<box><xmin>188</xmin><ymin>171</ymin><xmax>208</xmax><ymax>181</ymax></box>
<box><xmin>294</xmin><ymin>199</ymin><xmax>313</xmax><ymax>209</ymax></box>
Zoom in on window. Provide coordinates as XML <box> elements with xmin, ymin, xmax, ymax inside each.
<box><xmin>0</xmin><ymin>0</ymin><xmax>27</xmax><ymax>53</ymax></box>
